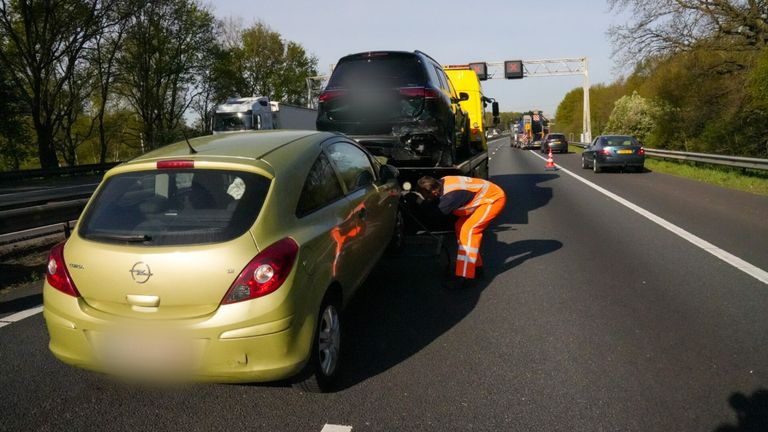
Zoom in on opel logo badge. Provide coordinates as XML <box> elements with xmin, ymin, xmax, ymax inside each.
<box><xmin>129</xmin><ymin>262</ymin><xmax>153</xmax><ymax>284</ymax></box>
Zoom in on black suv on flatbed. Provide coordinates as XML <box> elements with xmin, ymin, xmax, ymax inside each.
<box><xmin>316</xmin><ymin>50</ymin><xmax>469</xmax><ymax>167</ymax></box>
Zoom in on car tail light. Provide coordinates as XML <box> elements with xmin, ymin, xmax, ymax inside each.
<box><xmin>319</xmin><ymin>90</ymin><xmax>345</xmax><ymax>103</ymax></box>
<box><xmin>157</xmin><ymin>160</ymin><xmax>194</xmax><ymax>169</ymax></box>
<box><xmin>638</xmin><ymin>147</ymin><xmax>645</xmax><ymax>155</ymax></box>
<box><xmin>601</xmin><ymin>149</ymin><xmax>612</xmax><ymax>156</ymax></box>
<box><xmin>221</xmin><ymin>238</ymin><xmax>299</xmax><ymax>304</ymax></box>
<box><xmin>399</xmin><ymin>87</ymin><xmax>439</xmax><ymax>99</ymax></box>
<box><xmin>46</xmin><ymin>242</ymin><xmax>80</xmax><ymax>297</ymax></box>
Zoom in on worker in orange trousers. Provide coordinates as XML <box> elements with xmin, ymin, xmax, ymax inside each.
<box><xmin>417</xmin><ymin>175</ymin><xmax>506</xmax><ymax>288</ymax></box>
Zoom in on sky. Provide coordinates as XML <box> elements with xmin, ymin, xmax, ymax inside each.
<box><xmin>210</xmin><ymin>0</ymin><xmax>628</xmax><ymax>118</ymax></box>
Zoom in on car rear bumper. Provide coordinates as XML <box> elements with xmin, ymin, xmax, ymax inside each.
<box><xmin>598</xmin><ymin>155</ymin><xmax>645</xmax><ymax>167</ymax></box>
<box><xmin>43</xmin><ymin>284</ymin><xmax>314</xmax><ymax>383</ymax></box>
<box><xmin>547</xmin><ymin>143</ymin><xmax>568</xmax><ymax>152</ymax></box>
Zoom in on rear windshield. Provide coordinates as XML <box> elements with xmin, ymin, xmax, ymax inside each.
<box><xmin>326</xmin><ymin>53</ymin><xmax>426</xmax><ymax>89</ymax></box>
<box><xmin>79</xmin><ymin>169</ymin><xmax>270</xmax><ymax>246</ymax></box>
<box><xmin>601</xmin><ymin>136</ymin><xmax>639</xmax><ymax>146</ymax></box>
<box><xmin>549</xmin><ymin>134</ymin><xmax>566</xmax><ymax>139</ymax></box>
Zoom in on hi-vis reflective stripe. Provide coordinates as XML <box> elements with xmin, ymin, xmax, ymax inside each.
<box><xmin>457</xmin><ymin>255</ymin><xmax>477</xmax><ymax>263</ymax></box>
<box><xmin>459</xmin><ymin>245</ymin><xmax>479</xmax><ymax>254</ymax></box>
<box><xmin>461</xmin><ymin>182</ymin><xmax>490</xmax><ymax>212</ymax></box>
<box><xmin>460</xmin><ymin>203</ymin><xmax>493</xmax><ymax>276</ymax></box>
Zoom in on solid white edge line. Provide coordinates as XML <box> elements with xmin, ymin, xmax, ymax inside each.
<box><xmin>0</xmin><ymin>305</ymin><xmax>44</xmax><ymax>328</ymax></box>
<box><xmin>321</xmin><ymin>425</ymin><xmax>353</xmax><ymax>432</ymax></box>
<box><xmin>527</xmin><ymin>150</ymin><xmax>768</xmax><ymax>285</ymax></box>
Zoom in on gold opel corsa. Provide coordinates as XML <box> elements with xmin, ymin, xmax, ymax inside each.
<box><xmin>43</xmin><ymin>130</ymin><xmax>402</xmax><ymax>392</ymax></box>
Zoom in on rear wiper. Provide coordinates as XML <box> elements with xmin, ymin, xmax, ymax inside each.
<box><xmin>88</xmin><ymin>233</ymin><xmax>152</xmax><ymax>243</ymax></box>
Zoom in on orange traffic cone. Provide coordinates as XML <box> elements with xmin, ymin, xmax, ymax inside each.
<box><xmin>545</xmin><ymin>148</ymin><xmax>556</xmax><ymax>170</ymax></box>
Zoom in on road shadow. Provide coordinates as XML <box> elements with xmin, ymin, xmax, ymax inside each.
<box><xmin>336</xmin><ymin>228</ymin><xmax>562</xmax><ymax>391</ymax></box>
<box><xmin>480</xmin><ymin>230</ymin><xmax>563</xmax><ymax>275</ymax></box>
<box><xmin>714</xmin><ymin>389</ymin><xmax>768</xmax><ymax>432</ymax></box>
<box><xmin>490</xmin><ymin>173</ymin><xmax>558</xmax><ymax>225</ymax></box>
<box><xmin>0</xmin><ymin>293</ymin><xmax>42</xmax><ymax>315</ymax></box>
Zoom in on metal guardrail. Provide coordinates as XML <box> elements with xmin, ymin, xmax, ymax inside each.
<box><xmin>570</xmin><ymin>143</ymin><xmax>768</xmax><ymax>171</ymax></box>
<box><xmin>0</xmin><ymin>162</ymin><xmax>120</xmax><ymax>182</ymax></box>
<box><xmin>0</xmin><ymin>198</ymin><xmax>88</xmax><ymax>235</ymax></box>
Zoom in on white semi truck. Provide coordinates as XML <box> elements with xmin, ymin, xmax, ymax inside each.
<box><xmin>211</xmin><ymin>96</ymin><xmax>317</xmax><ymax>134</ymax></box>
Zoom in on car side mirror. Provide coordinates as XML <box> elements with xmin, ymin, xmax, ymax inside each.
<box><xmin>492</xmin><ymin>101</ymin><xmax>500</xmax><ymax>125</ymax></box>
<box><xmin>379</xmin><ymin>164</ymin><xmax>399</xmax><ymax>183</ymax></box>
<box><xmin>458</xmin><ymin>92</ymin><xmax>469</xmax><ymax>102</ymax></box>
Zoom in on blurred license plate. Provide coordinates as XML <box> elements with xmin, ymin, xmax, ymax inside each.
<box><xmin>95</xmin><ymin>331</ymin><xmax>200</xmax><ymax>372</ymax></box>
<box><xmin>552</xmin><ymin>140</ymin><xmax>561</xmax><ymax>144</ymax></box>
<box><xmin>618</xmin><ymin>149</ymin><xmax>633</xmax><ymax>154</ymax></box>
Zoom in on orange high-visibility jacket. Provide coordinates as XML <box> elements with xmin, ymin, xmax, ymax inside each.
<box><xmin>441</xmin><ymin>176</ymin><xmax>505</xmax><ymax>217</ymax></box>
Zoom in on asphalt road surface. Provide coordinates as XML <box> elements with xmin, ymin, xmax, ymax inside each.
<box><xmin>2</xmin><ymin>138</ymin><xmax>767</xmax><ymax>431</ymax></box>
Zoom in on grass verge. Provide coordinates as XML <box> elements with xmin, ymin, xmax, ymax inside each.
<box><xmin>644</xmin><ymin>159</ymin><xmax>768</xmax><ymax>196</ymax></box>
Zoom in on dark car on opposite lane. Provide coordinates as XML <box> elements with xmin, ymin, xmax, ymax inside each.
<box><xmin>541</xmin><ymin>133</ymin><xmax>569</xmax><ymax>154</ymax></box>
<box><xmin>581</xmin><ymin>135</ymin><xmax>645</xmax><ymax>173</ymax></box>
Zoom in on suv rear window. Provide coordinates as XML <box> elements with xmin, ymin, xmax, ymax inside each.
<box><xmin>79</xmin><ymin>169</ymin><xmax>270</xmax><ymax>246</ymax></box>
<box><xmin>326</xmin><ymin>53</ymin><xmax>426</xmax><ymax>89</ymax></box>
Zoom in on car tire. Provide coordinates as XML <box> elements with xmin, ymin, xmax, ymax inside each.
<box><xmin>593</xmin><ymin>159</ymin><xmax>602</xmax><ymax>173</ymax></box>
<box><xmin>293</xmin><ymin>292</ymin><xmax>342</xmax><ymax>393</ymax></box>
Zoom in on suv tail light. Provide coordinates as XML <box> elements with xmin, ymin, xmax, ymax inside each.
<box><xmin>638</xmin><ymin>147</ymin><xmax>645</xmax><ymax>155</ymax></box>
<box><xmin>319</xmin><ymin>90</ymin><xmax>345</xmax><ymax>103</ymax></box>
<box><xmin>46</xmin><ymin>242</ymin><xmax>80</xmax><ymax>297</ymax></box>
<box><xmin>221</xmin><ymin>238</ymin><xmax>299</xmax><ymax>304</ymax></box>
<box><xmin>399</xmin><ymin>87</ymin><xmax>439</xmax><ymax>99</ymax></box>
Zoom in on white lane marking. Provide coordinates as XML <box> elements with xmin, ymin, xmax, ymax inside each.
<box><xmin>528</xmin><ymin>150</ymin><xmax>768</xmax><ymax>285</ymax></box>
<box><xmin>0</xmin><ymin>305</ymin><xmax>44</xmax><ymax>328</ymax></box>
<box><xmin>321</xmin><ymin>425</ymin><xmax>352</xmax><ymax>432</ymax></box>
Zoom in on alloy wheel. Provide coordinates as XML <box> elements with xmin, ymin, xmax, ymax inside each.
<box><xmin>318</xmin><ymin>304</ymin><xmax>341</xmax><ymax>377</ymax></box>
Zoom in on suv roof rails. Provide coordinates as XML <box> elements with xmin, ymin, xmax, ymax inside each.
<box><xmin>414</xmin><ymin>50</ymin><xmax>441</xmax><ymax>65</ymax></box>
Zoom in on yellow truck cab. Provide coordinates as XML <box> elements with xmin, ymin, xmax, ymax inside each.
<box><xmin>444</xmin><ymin>66</ymin><xmax>496</xmax><ymax>153</ymax></box>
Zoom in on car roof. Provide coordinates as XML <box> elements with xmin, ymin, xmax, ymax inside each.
<box><xmin>126</xmin><ymin>130</ymin><xmax>332</xmax><ymax>164</ymax></box>
<box><xmin>338</xmin><ymin>50</ymin><xmax>440</xmax><ymax>65</ymax></box>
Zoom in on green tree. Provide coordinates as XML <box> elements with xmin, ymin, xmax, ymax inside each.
<box><xmin>0</xmin><ymin>0</ymin><xmax>126</xmax><ymax>169</ymax></box>
<box><xmin>0</xmin><ymin>61</ymin><xmax>31</xmax><ymax>170</ymax></box>
<box><xmin>89</xmin><ymin>0</ymin><xmax>136</xmax><ymax>164</ymax></box>
<box><xmin>216</xmin><ymin>21</ymin><xmax>318</xmax><ymax>105</ymax></box>
<box><xmin>605</xmin><ymin>91</ymin><xmax>666</xmax><ymax>143</ymax></box>
<box><xmin>554</xmin><ymin>82</ymin><xmax>628</xmax><ymax>141</ymax></box>
<box><xmin>117</xmin><ymin>0</ymin><xmax>216</xmax><ymax>150</ymax></box>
